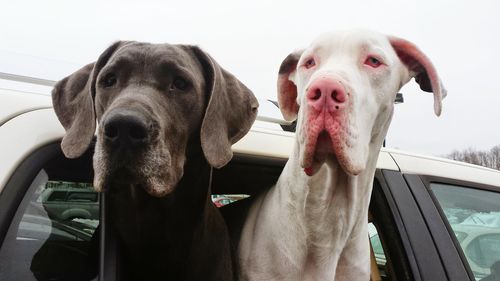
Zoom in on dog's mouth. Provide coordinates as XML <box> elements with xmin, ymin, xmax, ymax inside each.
<box><xmin>109</xmin><ymin>167</ymin><xmax>140</xmax><ymax>184</ymax></box>
<box><xmin>93</xmin><ymin>140</ymin><xmax>181</xmax><ymax>197</ymax></box>
<box><xmin>302</xmin><ymin>130</ymin><xmax>338</xmax><ymax>176</ymax></box>
<box><xmin>301</xmin><ymin>118</ymin><xmax>366</xmax><ymax>177</ymax></box>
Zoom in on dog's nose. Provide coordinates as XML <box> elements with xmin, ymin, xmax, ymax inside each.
<box><xmin>103</xmin><ymin>113</ymin><xmax>149</xmax><ymax>147</ymax></box>
<box><xmin>306</xmin><ymin>77</ymin><xmax>348</xmax><ymax>112</ymax></box>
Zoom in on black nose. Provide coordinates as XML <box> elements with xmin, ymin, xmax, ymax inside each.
<box><xmin>103</xmin><ymin>113</ymin><xmax>149</xmax><ymax>148</ymax></box>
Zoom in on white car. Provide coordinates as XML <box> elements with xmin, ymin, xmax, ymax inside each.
<box><xmin>1</xmin><ymin>77</ymin><xmax>500</xmax><ymax>281</ymax></box>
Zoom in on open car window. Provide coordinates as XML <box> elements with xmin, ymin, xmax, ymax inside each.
<box><xmin>0</xmin><ymin>146</ymin><xmax>98</xmax><ymax>281</ymax></box>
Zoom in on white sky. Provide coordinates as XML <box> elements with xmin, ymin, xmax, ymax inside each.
<box><xmin>1</xmin><ymin>0</ymin><xmax>499</xmax><ymax>156</ymax></box>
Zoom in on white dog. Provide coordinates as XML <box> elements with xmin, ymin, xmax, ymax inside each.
<box><xmin>236</xmin><ymin>30</ymin><xmax>446</xmax><ymax>281</ymax></box>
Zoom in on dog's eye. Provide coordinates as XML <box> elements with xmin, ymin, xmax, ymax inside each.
<box><xmin>171</xmin><ymin>77</ymin><xmax>188</xmax><ymax>91</ymax></box>
<box><xmin>102</xmin><ymin>73</ymin><xmax>117</xmax><ymax>88</ymax></box>
<box><xmin>364</xmin><ymin>56</ymin><xmax>383</xmax><ymax>68</ymax></box>
<box><xmin>304</xmin><ymin>58</ymin><xmax>316</xmax><ymax>69</ymax></box>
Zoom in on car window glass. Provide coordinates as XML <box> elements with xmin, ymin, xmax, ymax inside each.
<box><xmin>211</xmin><ymin>194</ymin><xmax>249</xmax><ymax>207</ymax></box>
<box><xmin>466</xmin><ymin>234</ymin><xmax>500</xmax><ymax>269</ymax></box>
<box><xmin>368</xmin><ymin>222</ymin><xmax>391</xmax><ymax>281</ymax></box>
<box><xmin>369</xmin><ymin>223</ymin><xmax>386</xmax><ymax>260</ymax></box>
<box><xmin>0</xmin><ymin>170</ymin><xmax>98</xmax><ymax>281</ymax></box>
<box><xmin>432</xmin><ymin>183</ymin><xmax>500</xmax><ymax>281</ymax></box>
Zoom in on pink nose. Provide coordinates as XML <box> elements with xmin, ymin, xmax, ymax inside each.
<box><xmin>306</xmin><ymin>77</ymin><xmax>347</xmax><ymax>111</ymax></box>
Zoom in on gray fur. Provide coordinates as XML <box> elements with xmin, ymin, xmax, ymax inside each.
<box><xmin>52</xmin><ymin>41</ymin><xmax>258</xmax><ymax>197</ymax></box>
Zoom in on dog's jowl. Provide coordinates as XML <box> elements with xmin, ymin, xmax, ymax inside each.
<box><xmin>52</xmin><ymin>41</ymin><xmax>258</xmax><ymax>281</ymax></box>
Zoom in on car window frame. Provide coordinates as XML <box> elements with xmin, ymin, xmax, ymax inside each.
<box><xmin>370</xmin><ymin>169</ymin><xmax>417</xmax><ymax>281</ymax></box>
<box><xmin>377</xmin><ymin>169</ymin><xmax>456</xmax><ymax>281</ymax></box>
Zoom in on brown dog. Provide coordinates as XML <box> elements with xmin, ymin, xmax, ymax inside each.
<box><xmin>52</xmin><ymin>41</ymin><xmax>258</xmax><ymax>281</ymax></box>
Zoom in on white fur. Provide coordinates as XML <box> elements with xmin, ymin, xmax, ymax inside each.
<box><xmin>238</xmin><ymin>30</ymin><xmax>441</xmax><ymax>281</ymax></box>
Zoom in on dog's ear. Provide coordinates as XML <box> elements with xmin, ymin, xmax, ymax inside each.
<box><xmin>389</xmin><ymin>37</ymin><xmax>447</xmax><ymax>116</ymax></box>
<box><xmin>52</xmin><ymin>41</ymin><xmax>130</xmax><ymax>158</ymax></box>
<box><xmin>277</xmin><ymin>49</ymin><xmax>304</xmax><ymax>121</ymax></box>
<box><xmin>191</xmin><ymin>46</ymin><xmax>259</xmax><ymax>168</ymax></box>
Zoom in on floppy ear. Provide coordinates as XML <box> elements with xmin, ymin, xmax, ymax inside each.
<box><xmin>389</xmin><ymin>36</ymin><xmax>447</xmax><ymax>116</ymax></box>
<box><xmin>277</xmin><ymin>49</ymin><xmax>304</xmax><ymax>121</ymax></box>
<box><xmin>52</xmin><ymin>41</ymin><xmax>130</xmax><ymax>158</ymax></box>
<box><xmin>191</xmin><ymin>46</ymin><xmax>259</xmax><ymax>168</ymax></box>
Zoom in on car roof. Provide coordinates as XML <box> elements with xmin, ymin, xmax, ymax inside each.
<box><xmin>386</xmin><ymin>148</ymin><xmax>500</xmax><ymax>187</ymax></box>
<box><xmin>1</xmin><ymin>84</ymin><xmax>500</xmax><ymax>190</ymax></box>
<box><xmin>0</xmin><ymin>88</ymin><xmax>52</xmax><ymax>126</ymax></box>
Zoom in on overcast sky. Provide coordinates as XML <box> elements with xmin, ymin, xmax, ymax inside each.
<box><xmin>1</xmin><ymin>0</ymin><xmax>499</xmax><ymax>156</ymax></box>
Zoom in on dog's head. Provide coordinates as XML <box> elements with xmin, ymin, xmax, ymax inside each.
<box><xmin>52</xmin><ymin>41</ymin><xmax>258</xmax><ymax>196</ymax></box>
<box><xmin>278</xmin><ymin>30</ymin><xmax>446</xmax><ymax>176</ymax></box>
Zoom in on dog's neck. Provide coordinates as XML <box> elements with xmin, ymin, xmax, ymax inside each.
<box><xmin>105</xmin><ymin>151</ymin><xmax>214</xmax><ymax>279</ymax></box>
<box><xmin>273</xmin><ymin>139</ymin><xmax>381</xmax><ymax>279</ymax></box>
<box><xmin>170</xmin><ymin>149</ymin><xmax>214</xmax><ymax>214</ymax></box>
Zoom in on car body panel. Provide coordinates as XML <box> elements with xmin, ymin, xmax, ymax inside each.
<box><xmin>388</xmin><ymin>149</ymin><xmax>500</xmax><ymax>188</ymax></box>
<box><xmin>0</xmin><ymin>89</ymin><xmax>52</xmax><ymax>126</ymax></box>
<box><xmin>0</xmin><ymin>108</ymin><xmax>64</xmax><ymax>191</ymax></box>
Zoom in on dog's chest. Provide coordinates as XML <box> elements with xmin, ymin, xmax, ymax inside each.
<box><xmin>107</xmin><ymin>188</ymin><xmax>194</xmax><ymax>279</ymax></box>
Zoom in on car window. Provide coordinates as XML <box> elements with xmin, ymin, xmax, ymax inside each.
<box><xmin>0</xmin><ymin>169</ymin><xmax>98</xmax><ymax>281</ymax></box>
<box><xmin>369</xmin><ymin>225</ymin><xmax>386</xmax><ymax>262</ymax></box>
<box><xmin>431</xmin><ymin>183</ymin><xmax>500</xmax><ymax>281</ymax></box>
<box><xmin>211</xmin><ymin>194</ymin><xmax>249</xmax><ymax>207</ymax></box>
<box><xmin>368</xmin><ymin>222</ymin><xmax>391</xmax><ymax>281</ymax></box>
